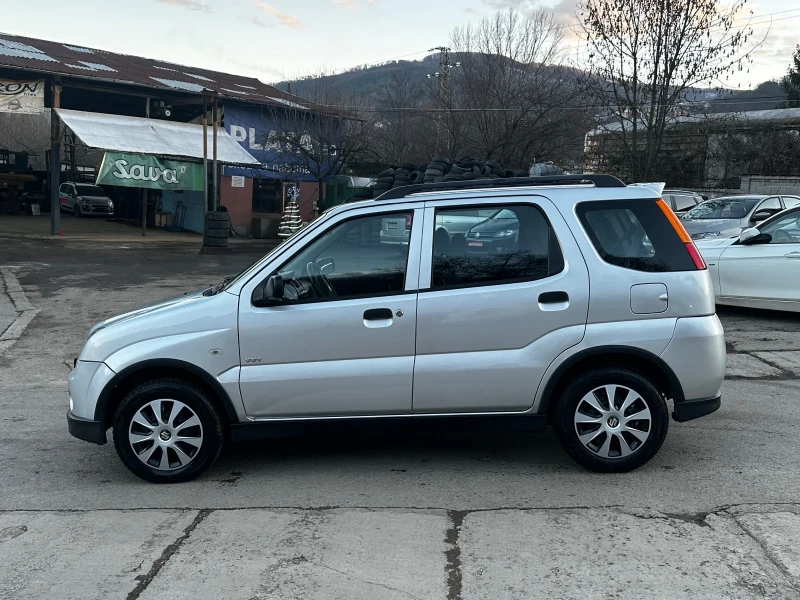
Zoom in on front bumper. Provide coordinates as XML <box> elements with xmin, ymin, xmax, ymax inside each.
<box><xmin>67</xmin><ymin>410</ymin><xmax>107</xmax><ymax>445</ymax></box>
<box><xmin>672</xmin><ymin>395</ymin><xmax>721</xmax><ymax>422</ymax></box>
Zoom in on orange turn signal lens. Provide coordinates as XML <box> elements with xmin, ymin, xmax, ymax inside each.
<box><xmin>656</xmin><ymin>198</ymin><xmax>692</xmax><ymax>243</ymax></box>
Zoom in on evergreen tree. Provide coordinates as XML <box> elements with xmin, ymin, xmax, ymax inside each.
<box><xmin>780</xmin><ymin>45</ymin><xmax>800</xmax><ymax>108</ymax></box>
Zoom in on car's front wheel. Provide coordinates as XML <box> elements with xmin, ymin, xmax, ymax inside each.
<box><xmin>553</xmin><ymin>368</ymin><xmax>668</xmax><ymax>473</ymax></box>
<box><xmin>112</xmin><ymin>378</ymin><xmax>224</xmax><ymax>483</ymax></box>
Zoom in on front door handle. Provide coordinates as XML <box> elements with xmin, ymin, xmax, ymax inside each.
<box><xmin>538</xmin><ymin>291</ymin><xmax>569</xmax><ymax>304</ymax></box>
<box><xmin>785</xmin><ymin>252</ymin><xmax>800</xmax><ymax>259</ymax></box>
<box><xmin>363</xmin><ymin>308</ymin><xmax>393</xmax><ymax>320</ymax></box>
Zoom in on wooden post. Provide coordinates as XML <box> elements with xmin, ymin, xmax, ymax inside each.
<box><xmin>142</xmin><ymin>97</ymin><xmax>150</xmax><ymax>236</ymax></box>
<box><xmin>212</xmin><ymin>97</ymin><xmax>218</xmax><ymax>212</ymax></box>
<box><xmin>49</xmin><ymin>81</ymin><xmax>61</xmax><ymax>236</ymax></box>
<box><xmin>202</xmin><ymin>94</ymin><xmax>208</xmax><ymax>245</ymax></box>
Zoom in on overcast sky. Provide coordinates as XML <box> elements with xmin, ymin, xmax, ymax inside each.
<box><xmin>2</xmin><ymin>0</ymin><xmax>798</xmax><ymax>91</ymax></box>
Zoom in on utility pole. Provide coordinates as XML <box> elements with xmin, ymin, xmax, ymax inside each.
<box><xmin>49</xmin><ymin>78</ymin><xmax>61</xmax><ymax>236</ymax></box>
<box><xmin>426</xmin><ymin>47</ymin><xmax>460</xmax><ymax>155</ymax></box>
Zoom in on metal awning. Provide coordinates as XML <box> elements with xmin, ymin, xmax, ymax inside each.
<box><xmin>54</xmin><ymin>108</ymin><xmax>260</xmax><ymax>165</ymax></box>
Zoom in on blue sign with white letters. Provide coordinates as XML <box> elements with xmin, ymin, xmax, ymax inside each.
<box><xmin>222</xmin><ymin>100</ymin><xmax>332</xmax><ymax>182</ymax></box>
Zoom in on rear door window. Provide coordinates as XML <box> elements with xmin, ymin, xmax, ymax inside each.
<box><xmin>782</xmin><ymin>196</ymin><xmax>800</xmax><ymax>209</ymax></box>
<box><xmin>673</xmin><ymin>195</ymin><xmax>696</xmax><ymax>212</ymax></box>
<box><xmin>577</xmin><ymin>200</ymin><xmax>695</xmax><ymax>272</ymax></box>
<box><xmin>431</xmin><ymin>203</ymin><xmax>564</xmax><ymax>289</ymax></box>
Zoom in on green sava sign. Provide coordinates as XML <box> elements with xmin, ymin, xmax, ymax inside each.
<box><xmin>97</xmin><ymin>152</ymin><xmax>204</xmax><ymax>191</ymax></box>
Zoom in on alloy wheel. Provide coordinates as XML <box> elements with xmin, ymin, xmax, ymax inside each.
<box><xmin>128</xmin><ymin>399</ymin><xmax>203</xmax><ymax>471</ymax></box>
<box><xmin>573</xmin><ymin>384</ymin><xmax>652</xmax><ymax>459</ymax></box>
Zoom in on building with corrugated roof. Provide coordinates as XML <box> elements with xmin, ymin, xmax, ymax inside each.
<box><xmin>0</xmin><ymin>32</ymin><xmax>333</xmax><ymax>234</ymax></box>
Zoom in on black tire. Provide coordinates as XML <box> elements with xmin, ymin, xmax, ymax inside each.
<box><xmin>431</xmin><ymin>155</ymin><xmax>450</xmax><ymax>165</ymax></box>
<box><xmin>207</xmin><ymin>211</ymin><xmax>228</xmax><ymax>222</ymax></box>
<box><xmin>449</xmin><ymin>165</ymin><xmax>469</xmax><ymax>175</ymax></box>
<box><xmin>480</xmin><ymin>165</ymin><xmax>492</xmax><ymax>177</ymax></box>
<box><xmin>429</xmin><ymin>161</ymin><xmax>449</xmax><ymax>172</ymax></box>
<box><xmin>112</xmin><ymin>378</ymin><xmax>224</xmax><ymax>483</ymax></box>
<box><xmin>461</xmin><ymin>172</ymin><xmax>479</xmax><ymax>180</ymax></box>
<box><xmin>206</xmin><ymin>220</ymin><xmax>229</xmax><ymax>230</ymax></box>
<box><xmin>204</xmin><ymin>236</ymin><xmax>228</xmax><ymax>247</ymax></box>
<box><xmin>378</xmin><ymin>168</ymin><xmax>394</xmax><ymax>177</ymax></box>
<box><xmin>504</xmin><ymin>169</ymin><xmax>516</xmax><ymax>178</ymax></box>
<box><xmin>425</xmin><ymin>168</ymin><xmax>444</xmax><ymax>177</ymax></box>
<box><xmin>376</xmin><ymin>176</ymin><xmax>394</xmax><ymax>185</ymax></box>
<box><xmin>73</xmin><ymin>205</ymin><xmax>81</xmax><ymax>218</ymax></box>
<box><xmin>393</xmin><ymin>177</ymin><xmax>411</xmax><ymax>185</ymax></box>
<box><xmin>205</xmin><ymin>228</ymin><xmax>229</xmax><ymax>239</ymax></box>
<box><xmin>433</xmin><ymin>176</ymin><xmax>445</xmax><ymax>183</ymax></box>
<box><xmin>553</xmin><ymin>368</ymin><xmax>668</xmax><ymax>473</ymax></box>
<box><xmin>514</xmin><ymin>169</ymin><xmax>529</xmax><ymax>177</ymax></box>
<box><xmin>443</xmin><ymin>174</ymin><xmax>462</xmax><ymax>181</ymax></box>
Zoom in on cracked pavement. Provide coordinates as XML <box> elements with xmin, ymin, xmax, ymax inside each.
<box><xmin>1</xmin><ymin>225</ymin><xmax>799</xmax><ymax>599</ymax></box>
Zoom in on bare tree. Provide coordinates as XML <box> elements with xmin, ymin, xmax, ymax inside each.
<box><xmin>372</xmin><ymin>73</ymin><xmax>434</xmax><ymax>165</ymax></box>
<box><xmin>578</xmin><ymin>0</ymin><xmax>763</xmax><ymax>181</ymax></box>
<box><xmin>449</xmin><ymin>9</ymin><xmax>584</xmax><ymax>168</ymax></box>
<box><xmin>263</xmin><ymin>78</ymin><xmax>372</xmax><ymax>213</ymax></box>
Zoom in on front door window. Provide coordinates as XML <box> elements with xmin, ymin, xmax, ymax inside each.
<box><xmin>276</xmin><ymin>211</ymin><xmax>414</xmax><ymax>302</ymax></box>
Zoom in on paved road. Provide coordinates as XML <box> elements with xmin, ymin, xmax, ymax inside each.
<box><xmin>1</xmin><ymin>231</ymin><xmax>799</xmax><ymax>599</ymax></box>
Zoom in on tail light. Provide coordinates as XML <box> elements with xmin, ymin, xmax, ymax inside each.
<box><xmin>656</xmin><ymin>199</ymin><xmax>706</xmax><ymax>270</ymax></box>
<box><xmin>405</xmin><ymin>214</ymin><xmax>413</xmax><ymax>231</ymax></box>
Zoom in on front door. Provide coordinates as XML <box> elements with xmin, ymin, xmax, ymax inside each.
<box><xmin>238</xmin><ymin>207</ymin><xmax>423</xmax><ymax>418</ymax></box>
<box><xmin>719</xmin><ymin>209</ymin><xmax>800</xmax><ymax>302</ymax></box>
<box><xmin>412</xmin><ymin>197</ymin><xmax>590</xmax><ymax>413</ymax></box>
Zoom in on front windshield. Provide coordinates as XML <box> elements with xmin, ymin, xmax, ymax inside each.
<box><xmin>75</xmin><ymin>185</ymin><xmax>107</xmax><ymax>197</ymax></box>
<box><xmin>682</xmin><ymin>197</ymin><xmax>760</xmax><ymax>220</ymax></box>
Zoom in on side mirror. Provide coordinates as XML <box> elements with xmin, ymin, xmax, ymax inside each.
<box><xmin>251</xmin><ymin>274</ymin><xmax>284</xmax><ymax>307</ymax></box>
<box><xmin>751</xmin><ymin>210</ymin><xmax>772</xmax><ymax>222</ymax></box>
<box><xmin>316</xmin><ymin>257</ymin><xmax>335</xmax><ymax>275</ymax></box>
<box><xmin>738</xmin><ymin>227</ymin><xmax>771</xmax><ymax>245</ymax></box>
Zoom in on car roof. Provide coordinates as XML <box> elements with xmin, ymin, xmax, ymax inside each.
<box><xmin>703</xmin><ymin>195</ymin><xmax>767</xmax><ymax>201</ymax></box>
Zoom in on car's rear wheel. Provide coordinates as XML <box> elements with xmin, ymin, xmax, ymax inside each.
<box><xmin>112</xmin><ymin>378</ymin><xmax>224</xmax><ymax>483</ymax></box>
<box><xmin>553</xmin><ymin>368</ymin><xmax>668</xmax><ymax>472</ymax></box>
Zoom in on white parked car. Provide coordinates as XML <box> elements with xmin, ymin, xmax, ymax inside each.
<box><xmin>696</xmin><ymin>206</ymin><xmax>800</xmax><ymax>312</ymax></box>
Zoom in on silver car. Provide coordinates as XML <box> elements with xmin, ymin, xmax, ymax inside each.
<box><xmin>681</xmin><ymin>194</ymin><xmax>800</xmax><ymax>240</ymax></box>
<box><xmin>59</xmin><ymin>182</ymin><xmax>114</xmax><ymax>217</ymax></box>
<box><xmin>68</xmin><ymin>175</ymin><xmax>725</xmax><ymax>482</ymax></box>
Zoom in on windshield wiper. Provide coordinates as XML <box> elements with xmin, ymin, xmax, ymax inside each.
<box><xmin>206</xmin><ymin>276</ymin><xmax>233</xmax><ymax>296</ymax></box>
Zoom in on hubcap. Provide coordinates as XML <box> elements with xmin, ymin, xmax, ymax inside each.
<box><xmin>129</xmin><ymin>399</ymin><xmax>203</xmax><ymax>471</ymax></box>
<box><xmin>573</xmin><ymin>384</ymin><xmax>652</xmax><ymax>459</ymax></box>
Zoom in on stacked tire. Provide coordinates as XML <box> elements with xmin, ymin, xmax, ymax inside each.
<box><xmin>204</xmin><ymin>211</ymin><xmax>229</xmax><ymax>248</ymax></box>
<box><xmin>370</xmin><ymin>155</ymin><xmax>537</xmax><ymax>198</ymax></box>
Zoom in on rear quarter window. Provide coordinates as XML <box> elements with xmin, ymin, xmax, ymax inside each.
<box><xmin>576</xmin><ymin>199</ymin><xmax>695</xmax><ymax>272</ymax></box>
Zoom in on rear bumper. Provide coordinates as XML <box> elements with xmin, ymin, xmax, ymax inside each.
<box><xmin>672</xmin><ymin>395</ymin><xmax>721</xmax><ymax>422</ymax></box>
<box><xmin>67</xmin><ymin>410</ymin><xmax>107</xmax><ymax>445</ymax></box>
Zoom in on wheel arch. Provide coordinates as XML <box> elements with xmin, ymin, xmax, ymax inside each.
<box><xmin>95</xmin><ymin>359</ymin><xmax>239</xmax><ymax>430</ymax></box>
<box><xmin>538</xmin><ymin>345</ymin><xmax>685</xmax><ymax>421</ymax></box>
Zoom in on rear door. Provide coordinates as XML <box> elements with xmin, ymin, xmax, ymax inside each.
<box><xmin>412</xmin><ymin>196</ymin><xmax>589</xmax><ymax>413</ymax></box>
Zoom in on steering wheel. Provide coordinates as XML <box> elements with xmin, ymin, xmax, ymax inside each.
<box><xmin>306</xmin><ymin>261</ymin><xmax>337</xmax><ymax>298</ymax></box>
<box><xmin>773</xmin><ymin>229</ymin><xmax>792</xmax><ymax>244</ymax></box>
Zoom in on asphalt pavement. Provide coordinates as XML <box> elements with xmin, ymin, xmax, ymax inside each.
<box><xmin>1</xmin><ymin>222</ymin><xmax>800</xmax><ymax>599</ymax></box>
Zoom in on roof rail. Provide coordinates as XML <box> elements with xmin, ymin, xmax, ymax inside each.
<box><xmin>375</xmin><ymin>174</ymin><xmax>626</xmax><ymax>201</ymax></box>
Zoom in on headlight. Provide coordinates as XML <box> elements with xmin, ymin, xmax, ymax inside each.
<box><xmin>107</xmin><ymin>200</ymin><xmax>114</xmax><ymax>206</ymax></box>
<box><xmin>493</xmin><ymin>230</ymin><xmax>515</xmax><ymax>238</ymax></box>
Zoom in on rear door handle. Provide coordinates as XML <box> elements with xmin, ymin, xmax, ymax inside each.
<box><xmin>363</xmin><ymin>308</ymin><xmax>393</xmax><ymax>320</ymax></box>
<box><xmin>785</xmin><ymin>252</ymin><xmax>800</xmax><ymax>259</ymax></box>
<box><xmin>538</xmin><ymin>291</ymin><xmax>569</xmax><ymax>304</ymax></box>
